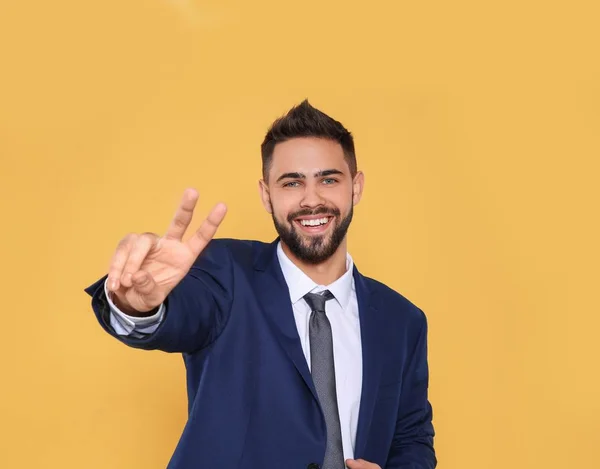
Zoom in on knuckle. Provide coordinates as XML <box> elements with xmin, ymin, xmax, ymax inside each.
<box><xmin>196</xmin><ymin>230</ymin><xmax>209</xmax><ymax>243</ymax></box>
<box><xmin>139</xmin><ymin>232</ymin><xmax>157</xmax><ymax>244</ymax></box>
<box><xmin>141</xmin><ymin>274</ymin><xmax>152</xmax><ymax>286</ymax></box>
<box><xmin>173</xmin><ymin>217</ymin><xmax>188</xmax><ymax>228</ymax></box>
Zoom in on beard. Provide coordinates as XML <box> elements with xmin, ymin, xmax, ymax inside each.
<box><xmin>271</xmin><ymin>204</ymin><xmax>353</xmax><ymax>265</ymax></box>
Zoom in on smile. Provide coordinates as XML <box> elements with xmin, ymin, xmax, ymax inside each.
<box><xmin>294</xmin><ymin>216</ymin><xmax>333</xmax><ymax>233</ymax></box>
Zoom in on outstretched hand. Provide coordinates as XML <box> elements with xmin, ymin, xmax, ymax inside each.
<box><xmin>106</xmin><ymin>188</ymin><xmax>227</xmax><ymax>314</ymax></box>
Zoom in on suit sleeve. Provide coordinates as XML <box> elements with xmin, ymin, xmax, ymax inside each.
<box><xmin>386</xmin><ymin>310</ymin><xmax>437</xmax><ymax>468</ymax></box>
<box><xmin>83</xmin><ymin>239</ymin><xmax>234</xmax><ymax>354</ymax></box>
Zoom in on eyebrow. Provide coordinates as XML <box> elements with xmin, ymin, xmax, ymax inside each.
<box><xmin>276</xmin><ymin>169</ymin><xmax>344</xmax><ymax>183</ymax></box>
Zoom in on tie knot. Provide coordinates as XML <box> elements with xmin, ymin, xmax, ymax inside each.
<box><xmin>303</xmin><ymin>290</ymin><xmax>334</xmax><ymax>313</ymax></box>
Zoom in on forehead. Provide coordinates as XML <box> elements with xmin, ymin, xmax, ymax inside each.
<box><xmin>269</xmin><ymin>137</ymin><xmax>347</xmax><ymax>176</ymax></box>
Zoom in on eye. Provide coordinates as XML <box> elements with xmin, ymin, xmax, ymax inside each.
<box><xmin>283</xmin><ymin>181</ymin><xmax>301</xmax><ymax>188</ymax></box>
<box><xmin>322</xmin><ymin>178</ymin><xmax>338</xmax><ymax>185</ymax></box>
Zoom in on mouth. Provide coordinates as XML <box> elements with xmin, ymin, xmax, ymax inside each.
<box><xmin>293</xmin><ymin>216</ymin><xmax>333</xmax><ymax>234</ymax></box>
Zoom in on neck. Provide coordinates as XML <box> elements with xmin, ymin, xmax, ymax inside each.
<box><xmin>281</xmin><ymin>238</ymin><xmax>349</xmax><ymax>285</ymax></box>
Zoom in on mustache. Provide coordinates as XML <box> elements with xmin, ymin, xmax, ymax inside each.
<box><xmin>287</xmin><ymin>207</ymin><xmax>340</xmax><ymax>223</ymax></box>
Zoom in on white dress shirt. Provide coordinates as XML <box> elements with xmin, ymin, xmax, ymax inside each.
<box><xmin>107</xmin><ymin>241</ymin><xmax>363</xmax><ymax>460</ymax></box>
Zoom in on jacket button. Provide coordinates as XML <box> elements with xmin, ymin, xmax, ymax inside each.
<box><xmin>307</xmin><ymin>464</ymin><xmax>320</xmax><ymax>469</ymax></box>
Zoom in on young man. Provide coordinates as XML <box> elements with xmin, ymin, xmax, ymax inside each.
<box><xmin>85</xmin><ymin>100</ymin><xmax>437</xmax><ymax>469</ymax></box>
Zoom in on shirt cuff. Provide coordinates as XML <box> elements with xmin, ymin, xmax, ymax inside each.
<box><xmin>104</xmin><ymin>279</ymin><xmax>164</xmax><ymax>336</ymax></box>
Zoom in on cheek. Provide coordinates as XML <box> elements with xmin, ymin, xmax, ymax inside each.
<box><xmin>330</xmin><ymin>193</ymin><xmax>352</xmax><ymax>213</ymax></box>
<box><xmin>270</xmin><ymin>199</ymin><xmax>293</xmax><ymax>221</ymax></box>
<box><xmin>271</xmin><ymin>192</ymin><xmax>299</xmax><ymax>213</ymax></box>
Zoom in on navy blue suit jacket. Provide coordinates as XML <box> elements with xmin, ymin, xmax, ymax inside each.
<box><xmin>85</xmin><ymin>238</ymin><xmax>436</xmax><ymax>469</ymax></box>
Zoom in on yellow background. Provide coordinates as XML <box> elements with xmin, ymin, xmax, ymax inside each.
<box><xmin>1</xmin><ymin>1</ymin><xmax>598</xmax><ymax>467</ymax></box>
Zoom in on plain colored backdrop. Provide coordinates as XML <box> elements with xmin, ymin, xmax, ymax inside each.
<box><xmin>1</xmin><ymin>1</ymin><xmax>599</xmax><ymax>468</ymax></box>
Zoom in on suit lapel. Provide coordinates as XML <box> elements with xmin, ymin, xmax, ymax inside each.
<box><xmin>252</xmin><ymin>239</ymin><xmax>320</xmax><ymax>403</ymax></box>
<box><xmin>353</xmin><ymin>268</ymin><xmax>385</xmax><ymax>458</ymax></box>
<box><xmin>251</xmin><ymin>238</ymin><xmax>387</xmax><ymax>447</ymax></box>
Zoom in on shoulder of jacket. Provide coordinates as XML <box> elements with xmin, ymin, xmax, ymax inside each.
<box><xmin>362</xmin><ymin>275</ymin><xmax>427</xmax><ymax>324</ymax></box>
<box><xmin>203</xmin><ymin>237</ymin><xmax>267</xmax><ymax>264</ymax></box>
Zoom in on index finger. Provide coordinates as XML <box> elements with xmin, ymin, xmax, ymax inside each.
<box><xmin>165</xmin><ymin>188</ymin><xmax>199</xmax><ymax>241</ymax></box>
<box><xmin>186</xmin><ymin>202</ymin><xmax>228</xmax><ymax>256</ymax></box>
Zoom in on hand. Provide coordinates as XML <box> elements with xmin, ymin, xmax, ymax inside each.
<box><xmin>106</xmin><ymin>188</ymin><xmax>227</xmax><ymax>315</ymax></box>
<box><xmin>346</xmin><ymin>459</ymin><xmax>381</xmax><ymax>469</ymax></box>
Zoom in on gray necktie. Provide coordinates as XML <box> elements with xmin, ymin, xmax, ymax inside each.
<box><xmin>304</xmin><ymin>290</ymin><xmax>345</xmax><ymax>469</ymax></box>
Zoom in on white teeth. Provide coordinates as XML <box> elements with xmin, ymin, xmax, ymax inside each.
<box><xmin>300</xmin><ymin>217</ymin><xmax>329</xmax><ymax>226</ymax></box>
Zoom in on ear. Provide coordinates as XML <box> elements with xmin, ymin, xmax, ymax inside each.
<box><xmin>258</xmin><ymin>179</ymin><xmax>273</xmax><ymax>214</ymax></box>
<box><xmin>352</xmin><ymin>171</ymin><xmax>365</xmax><ymax>206</ymax></box>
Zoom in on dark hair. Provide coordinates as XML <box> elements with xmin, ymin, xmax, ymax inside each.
<box><xmin>261</xmin><ymin>99</ymin><xmax>357</xmax><ymax>182</ymax></box>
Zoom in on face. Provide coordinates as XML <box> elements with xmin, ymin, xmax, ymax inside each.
<box><xmin>259</xmin><ymin>137</ymin><xmax>364</xmax><ymax>264</ymax></box>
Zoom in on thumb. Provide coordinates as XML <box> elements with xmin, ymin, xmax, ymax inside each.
<box><xmin>345</xmin><ymin>459</ymin><xmax>363</xmax><ymax>468</ymax></box>
<box><xmin>346</xmin><ymin>459</ymin><xmax>376</xmax><ymax>469</ymax></box>
<box><xmin>131</xmin><ymin>269</ymin><xmax>157</xmax><ymax>296</ymax></box>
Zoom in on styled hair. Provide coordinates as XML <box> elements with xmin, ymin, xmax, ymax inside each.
<box><xmin>261</xmin><ymin>99</ymin><xmax>357</xmax><ymax>182</ymax></box>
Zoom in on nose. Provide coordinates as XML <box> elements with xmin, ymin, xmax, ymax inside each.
<box><xmin>299</xmin><ymin>183</ymin><xmax>326</xmax><ymax>208</ymax></box>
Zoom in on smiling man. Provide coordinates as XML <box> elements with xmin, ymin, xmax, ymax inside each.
<box><xmin>262</xmin><ymin>135</ymin><xmax>357</xmax><ymax>277</ymax></box>
<box><xmin>85</xmin><ymin>100</ymin><xmax>437</xmax><ymax>469</ymax></box>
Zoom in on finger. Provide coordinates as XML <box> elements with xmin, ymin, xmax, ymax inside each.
<box><xmin>120</xmin><ymin>233</ymin><xmax>157</xmax><ymax>288</ymax></box>
<box><xmin>187</xmin><ymin>202</ymin><xmax>227</xmax><ymax>256</ymax></box>
<box><xmin>165</xmin><ymin>188</ymin><xmax>199</xmax><ymax>241</ymax></box>
<box><xmin>107</xmin><ymin>234</ymin><xmax>136</xmax><ymax>292</ymax></box>
<box><xmin>130</xmin><ymin>270</ymin><xmax>158</xmax><ymax>297</ymax></box>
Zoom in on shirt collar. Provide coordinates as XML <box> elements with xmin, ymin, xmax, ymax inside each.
<box><xmin>276</xmin><ymin>241</ymin><xmax>354</xmax><ymax>310</ymax></box>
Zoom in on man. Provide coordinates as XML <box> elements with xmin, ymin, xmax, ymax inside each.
<box><xmin>85</xmin><ymin>100</ymin><xmax>437</xmax><ymax>469</ymax></box>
